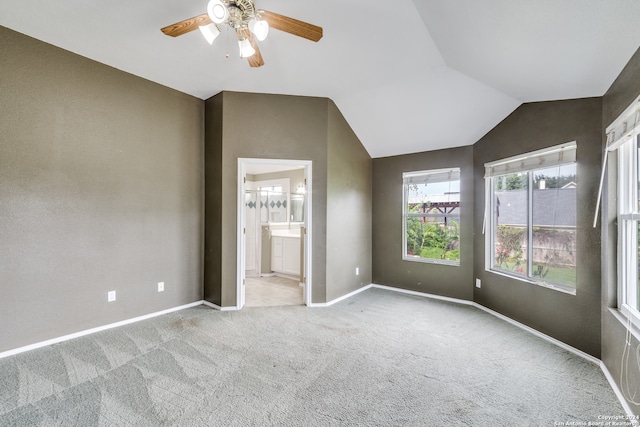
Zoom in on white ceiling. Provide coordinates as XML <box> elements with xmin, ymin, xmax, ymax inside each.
<box><xmin>1</xmin><ymin>0</ymin><xmax>640</xmax><ymax>158</ymax></box>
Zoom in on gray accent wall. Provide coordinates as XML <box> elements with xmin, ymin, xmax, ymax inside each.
<box><xmin>601</xmin><ymin>47</ymin><xmax>640</xmax><ymax>415</ymax></box>
<box><xmin>0</xmin><ymin>27</ymin><xmax>204</xmax><ymax>353</ymax></box>
<box><xmin>372</xmin><ymin>146</ymin><xmax>474</xmax><ymax>300</ymax></box>
<box><xmin>473</xmin><ymin>98</ymin><xmax>603</xmax><ymax>357</ymax></box>
<box><xmin>203</xmin><ymin>92</ymin><xmax>372</xmax><ymax>306</ymax></box>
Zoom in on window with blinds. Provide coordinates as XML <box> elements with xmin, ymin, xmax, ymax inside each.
<box><xmin>484</xmin><ymin>142</ymin><xmax>577</xmax><ymax>293</ymax></box>
<box><xmin>592</xmin><ymin>94</ymin><xmax>640</xmax><ymax>327</ymax></box>
<box><xmin>616</xmin><ymin>131</ymin><xmax>640</xmax><ymax>327</ymax></box>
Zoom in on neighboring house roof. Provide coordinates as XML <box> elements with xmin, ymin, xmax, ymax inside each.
<box><xmin>495</xmin><ymin>188</ymin><xmax>576</xmax><ymax>227</ymax></box>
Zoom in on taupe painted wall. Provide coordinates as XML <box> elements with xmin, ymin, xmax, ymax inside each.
<box><xmin>203</xmin><ymin>92</ymin><xmax>373</xmax><ymax>306</ymax></box>
<box><xmin>204</xmin><ymin>94</ymin><xmax>223</xmax><ymax>305</ymax></box>
<box><xmin>372</xmin><ymin>146</ymin><xmax>474</xmax><ymax>300</ymax></box>
<box><xmin>204</xmin><ymin>92</ymin><xmax>329</xmax><ymax>306</ymax></box>
<box><xmin>601</xmin><ymin>46</ymin><xmax>640</xmax><ymax>415</ymax></box>
<box><xmin>326</xmin><ymin>101</ymin><xmax>372</xmax><ymax>301</ymax></box>
<box><xmin>473</xmin><ymin>98</ymin><xmax>603</xmax><ymax>357</ymax></box>
<box><xmin>0</xmin><ymin>27</ymin><xmax>204</xmax><ymax>352</ymax></box>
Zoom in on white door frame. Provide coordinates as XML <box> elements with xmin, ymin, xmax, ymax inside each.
<box><xmin>237</xmin><ymin>158</ymin><xmax>313</xmax><ymax>309</ymax></box>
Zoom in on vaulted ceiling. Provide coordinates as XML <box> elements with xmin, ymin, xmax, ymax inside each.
<box><xmin>2</xmin><ymin>0</ymin><xmax>640</xmax><ymax>158</ymax></box>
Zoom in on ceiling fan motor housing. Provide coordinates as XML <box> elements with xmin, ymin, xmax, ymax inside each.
<box><xmin>232</xmin><ymin>0</ymin><xmax>256</xmax><ymax>15</ymax></box>
<box><xmin>225</xmin><ymin>0</ymin><xmax>257</xmax><ymax>29</ymax></box>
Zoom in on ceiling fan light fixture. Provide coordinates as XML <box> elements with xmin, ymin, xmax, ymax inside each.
<box><xmin>199</xmin><ymin>23</ymin><xmax>220</xmax><ymax>45</ymax></box>
<box><xmin>161</xmin><ymin>5</ymin><xmax>323</xmax><ymax>68</ymax></box>
<box><xmin>207</xmin><ymin>0</ymin><xmax>228</xmax><ymax>24</ymax></box>
<box><xmin>238</xmin><ymin>38</ymin><xmax>255</xmax><ymax>58</ymax></box>
<box><xmin>248</xmin><ymin>18</ymin><xmax>269</xmax><ymax>41</ymax></box>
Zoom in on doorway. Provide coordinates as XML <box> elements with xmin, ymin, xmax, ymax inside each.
<box><xmin>237</xmin><ymin>159</ymin><xmax>312</xmax><ymax>309</ymax></box>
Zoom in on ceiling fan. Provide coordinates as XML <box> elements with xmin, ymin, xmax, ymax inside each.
<box><xmin>161</xmin><ymin>0</ymin><xmax>323</xmax><ymax>68</ymax></box>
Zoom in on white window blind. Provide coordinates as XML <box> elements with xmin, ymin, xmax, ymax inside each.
<box><xmin>607</xmin><ymin>97</ymin><xmax>640</xmax><ymax>152</ymax></box>
<box><xmin>484</xmin><ymin>141</ymin><xmax>576</xmax><ymax>178</ymax></box>
<box><xmin>593</xmin><ymin>95</ymin><xmax>640</xmax><ymax>227</ymax></box>
<box><xmin>403</xmin><ymin>168</ymin><xmax>460</xmax><ymax>185</ymax></box>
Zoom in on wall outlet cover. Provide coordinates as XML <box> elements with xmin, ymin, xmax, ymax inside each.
<box><xmin>108</xmin><ymin>291</ymin><xmax>116</xmax><ymax>302</ymax></box>
<box><xmin>475</xmin><ymin>279</ymin><xmax>481</xmax><ymax>288</ymax></box>
<box><xmin>158</xmin><ymin>282</ymin><xmax>164</xmax><ymax>292</ymax></box>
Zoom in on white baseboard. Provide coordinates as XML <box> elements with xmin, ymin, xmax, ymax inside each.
<box><xmin>202</xmin><ymin>300</ymin><xmax>238</xmax><ymax>311</ymax></box>
<box><xmin>3</xmin><ymin>285</ymin><xmax>637</xmax><ymax>419</ymax></box>
<box><xmin>308</xmin><ymin>284</ymin><xmax>373</xmax><ymax>307</ymax></box>
<box><xmin>600</xmin><ymin>362</ymin><xmax>640</xmax><ymax>424</ymax></box>
<box><xmin>369</xmin><ymin>283</ymin><xmax>597</xmax><ymax>364</ymax></box>
<box><xmin>202</xmin><ymin>300</ymin><xmax>222</xmax><ymax>310</ymax></box>
<box><xmin>371</xmin><ymin>284</ymin><xmax>474</xmax><ymax>306</ymax></box>
<box><xmin>369</xmin><ymin>283</ymin><xmax>639</xmax><ymax>419</ymax></box>
<box><xmin>471</xmin><ymin>303</ymin><xmax>600</xmax><ymax>365</ymax></box>
<box><xmin>0</xmin><ymin>301</ymin><xmax>204</xmax><ymax>360</ymax></box>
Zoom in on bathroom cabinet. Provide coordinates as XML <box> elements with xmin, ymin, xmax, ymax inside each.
<box><xmin>271</xmin><ymin>235</ymin><xmax>300</xmax><ymax>277</ymax></box>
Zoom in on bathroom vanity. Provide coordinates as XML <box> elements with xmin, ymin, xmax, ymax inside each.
<box><xmin>271</xmin><ymin>229</ymin><xmax>301</xmax><ymax>277</ymax></box>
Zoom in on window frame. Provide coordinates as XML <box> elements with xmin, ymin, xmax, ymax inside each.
<box><xmin>402</xmin><ymin>168</ymin><xmax>461</xmax><ymax>266</ymax></box>
<box><xmin>484</xmin><ymin>142</ymin><xmax>578</xmax><ymax>294</ymax></box>
<box><xmin>617</xmin><ymin>134</ymin><xmax>640</xmax><ymax>329</ymax></box>
<box><xmin>252</xmin><ymin>178</ymin><xmax>290</xmax><ymax>224</ymax></box>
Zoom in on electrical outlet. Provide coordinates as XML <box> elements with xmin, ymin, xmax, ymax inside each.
<box><xmin>475</xmin><ymin>279</ymin><xmax>481</xmax><ymax>289</ymax></box>
<box><xmin>108</xmin><ymin>291</ymin><xmax>116</xmax><ymax>302</ymax></box>
<box><xmin>158</xmin><ymin>281</ymin><xmax>164</xmax><ymax>292</ymax></box>
<box><xmin>355</xmin><ymin>267</ymin><xmax>359</xmax><ymax>276</ymax></box>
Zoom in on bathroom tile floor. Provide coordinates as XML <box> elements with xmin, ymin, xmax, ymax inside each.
<box><xmin>245</xmin><ymin>275</ymin><xmax>304</xmax><ymax>307</ymax></box>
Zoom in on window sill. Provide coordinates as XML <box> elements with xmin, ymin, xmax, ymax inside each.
<box><xmin>485</xmin><ymin>268</ymin><xmax>577</xmax><ymax>295</ymax></box>
<box><xmin>403</xmin><ymin>256</ymin><xmax>459</xmax><ymax>267</ymax></box>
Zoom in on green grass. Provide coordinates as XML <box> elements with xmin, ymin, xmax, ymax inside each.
<box><xmin>418</xmin><ymin>246</ymin><xmax>460</xmax><ymax>261</ymax></box>
<box><xmin>496</xmin><ymin>262</ymin><xmax>576</xmax><ymax>288</ymax></box>
<box><xmin>539</xmin><ymin>266</ymin><xmax>576</xmax><ymax>288</ymax></box>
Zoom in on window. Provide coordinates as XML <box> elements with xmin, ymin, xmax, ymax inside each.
<box><xmin>402</xmin><ymin>168</ymin><xmax>460</xmax><ymax>265</ymax></box>
<box><xmin>617</xmin><ymin>135</ymin><xmax>640</xmax><ymax>325</ymax></box>
<box><xmin>485</xmin><ymin>142</ymin><xmax>577</xmax><ymax>292</ymax></box>
<box><xmin>596</xmin><ymin>96</ymin><xmax>640</xmax><ymax>327</ymax></box>
<box><xmin>259</xmin><ymin>185</ymin><xmax>283</xmax><ymax>195</ymax></box>
<box><xmin>248</xmin><ymin>178</ymin><xmax>290</xmax><ymax>223</ymax></box>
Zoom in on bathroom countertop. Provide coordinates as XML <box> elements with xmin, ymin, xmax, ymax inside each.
<box><xmin>270</xmin><ymin>230</ymin><xmax>301</xmax><ymax>238</ymax></box>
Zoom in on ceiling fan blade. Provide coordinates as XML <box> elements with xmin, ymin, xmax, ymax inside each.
<box><xmin>247</xmin><ymin>38</ymin><xmax>265</xmax><ymax>68</ymax></box>
<box><xmin>161</xmin><ymin>14</ymin><xmax>212</xmax><ymax>37</ymax></box>
<box><xmin>259</xmin><ymin>10</ymin><xmax>323</xmax><ymax>42</ymax></box>
<box><xmin>238</xmin><ymin>29</ymin><xmax>265</xmax><ymax>68</ymax></box>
